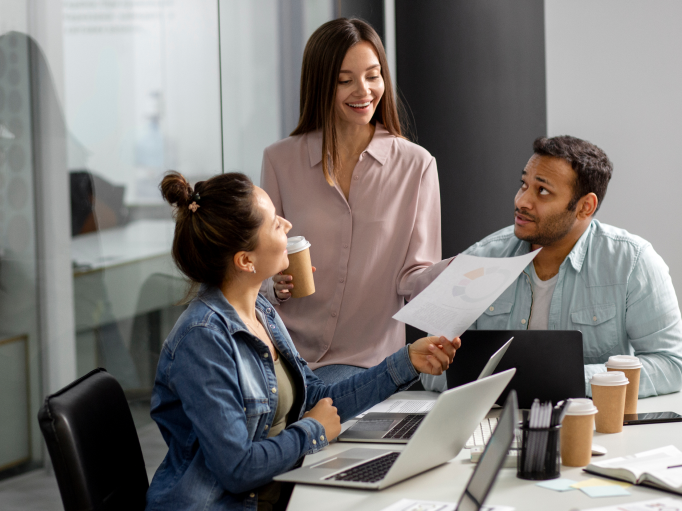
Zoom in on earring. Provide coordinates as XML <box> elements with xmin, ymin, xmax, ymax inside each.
<box><xmin>251</xmin><ymin>267</ymin><xmax>256</xmax><ymax>274</ymax></box>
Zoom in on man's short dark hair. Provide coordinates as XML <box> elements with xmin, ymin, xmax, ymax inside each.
<box><xmin>533</xmin><ymin>135</ymin><xmax>613</xmax><ymax>212</ymax></box>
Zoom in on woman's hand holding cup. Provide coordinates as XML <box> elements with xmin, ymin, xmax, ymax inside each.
<box><xmin>409</xmin><ymin>336</ymin><xmax>460</xmax><ymax>375</ymax></box>
<box><xmin>272</xmin><ymin>267</ymin><xmax>316</xmax><ymax>300</ymax></box>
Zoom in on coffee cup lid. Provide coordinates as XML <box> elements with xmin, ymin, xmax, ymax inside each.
<box><xmin>605</xmin><ymin>355</ymin><xmax>642</xmax><ymax>370</ymax></box>
<box><xmin>286</xmin><ymin>236</ymin><xmax>311</xmax><ymax>254</ymax></box>
<box><xmin>564</xmin><ymin>398</ymin><xmax>598</xmax><ymax>416</ymax></box>
<box><xmin>590</xmin><ymin>371</ymin><xmax>629</xmax><ymax>386</ymax></box>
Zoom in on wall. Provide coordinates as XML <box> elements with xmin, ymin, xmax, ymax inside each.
<box><xmin>545</xmin><ymin>0</ymin><xmax>682</xmax><ymax>295</ymax></box>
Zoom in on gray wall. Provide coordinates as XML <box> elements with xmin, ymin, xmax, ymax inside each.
<box><xmin>545</xmin><ymin>0</ymin><xmax>682</xmax><ymax>297</ymax></box>
<box><xmin>396</xmin><ymin>0</ymin><xmax>547</xmax><ymax>259</ymax></box>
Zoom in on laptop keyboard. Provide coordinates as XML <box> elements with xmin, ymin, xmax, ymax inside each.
<box><xmin>326</xmin><ymin>452</ymin><xmax>400</xmax><ymax>483</ymax></box>
<box><xmin>382</xmin><ymin>414</ymin><xmax>424</xmax><ymax>439</ymax></box>
<box><xmin>465</xmin><ymin>417</ymin><xmax>518</xmax><ymax>449</ymax></box>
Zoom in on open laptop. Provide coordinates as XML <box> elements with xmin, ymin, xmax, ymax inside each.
<box><xmin>447</xmin><ymin>330</ymin><xmax>585</xmax><ymax>409</ymax></box>
<box><xmin>274</xmin><ymin>369</ymin><xmax>515</xmax><ymax>490</ymax></box>
<box><xmin>456</xmin><ymin>389</ymin><xmax>519</xmax><ymax>511</ymax></box>
<box><xmin>337</xmin><ymin>337</ymin><xmax>513</xmax><ymax>444</ymax></box>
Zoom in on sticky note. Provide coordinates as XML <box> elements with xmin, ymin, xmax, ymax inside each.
<box><xmin>570</xmin><ymin>478</ymin><xmax>632</xmax><ymax>489</ymax></box>
<box><xmin>580</xmin><ymin>485</ymin><xmax>631</xmax><ymax>498</ymax></box>
<box><xmin>536</xmin><ymin>478</ymin><xmax>578</xmax><ymax>492</ymax></box>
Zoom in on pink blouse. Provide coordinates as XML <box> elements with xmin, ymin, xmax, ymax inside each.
<box><xmin>261</xmin><ymin>123</ymin><xmax>443</xmax><ymax>369</ymax></box>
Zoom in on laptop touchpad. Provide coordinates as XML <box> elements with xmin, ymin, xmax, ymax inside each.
<box><xmin>313</xmin><ymin>458</ymin><xmax>357</xmax><ymax>470</ymax></box>
<box><xmin>351</xmin><ymin>420</ymin><xmax>396</xmax><ymax>431</ymax></box>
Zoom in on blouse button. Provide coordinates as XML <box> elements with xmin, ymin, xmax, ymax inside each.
<box><xmin>343</xmin><ymin>244</ymin><xmax>348</xmax><ymax>248</ymax></box>
<box><xmin>331</xmin><ymin>312</ymin><xmax>337</xmax><ymax>317</ymax></box>
<box><xmin>272</xmin><ymin>387</ymin><xmax>277</xmax><ymax>393</ymax></box>
<box><xmin>354</xmin><ymin>175</ymin><xmax>359</xmax><ymax>180</ymax></box>
<box><xmin>339</xmin><ymin>277</ymin><xmax>344</xmax><ymax>283</ymax></box>
<box><xmin>312</xmin><ymin>439</ymin><xmax>317</xmax><ymax>445</ymax></box>
<box><xmin>521</xmin><ymin>319</ymin><xmax>526</xmax><ymax>325</ymax></box>
<box><xmin>489</xmin><ymin>306</ymin><xmax>494</xmax><ymax>312</ymax></box>
<box><xmin>593</xmin><ymin>316</ymin><xmax>597</xmax><ymax>322</ymax></box>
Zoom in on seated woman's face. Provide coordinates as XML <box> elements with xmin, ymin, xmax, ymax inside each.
<box><xmin>251</xmin><ymin>186</ymin><xmax>292</xmax><ymax>277</ymax></box>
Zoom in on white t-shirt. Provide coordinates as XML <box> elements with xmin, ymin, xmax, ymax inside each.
<box><xmin>528</xmin><ymin>263</ymin><xmax>559</xmax><ymax>330</ymax></box>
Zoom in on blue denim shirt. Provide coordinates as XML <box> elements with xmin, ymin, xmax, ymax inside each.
<box><xmin>459</xmin><ymin>220</ymin><xmax>682</xmax><ymax>398</ymax></box>
<box><xmin>145</xmin><ymin>286</ymin><xmax>418</xmax><ymax>511</ymax></box>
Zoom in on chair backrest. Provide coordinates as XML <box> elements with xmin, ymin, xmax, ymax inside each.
<box><xmin>38</xmin><ymin>368</ymin><xmax>149</xmax><ymax>511</ymax></box>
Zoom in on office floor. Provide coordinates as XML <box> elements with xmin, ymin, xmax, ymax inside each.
<box><xmin>0</xmin><ymin>422</ymin><xmax>167</xmax><ymax>511</ymax></box>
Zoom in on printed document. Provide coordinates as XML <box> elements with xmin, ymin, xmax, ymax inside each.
<box><xmin>394</xmin><ymin>250</ymin><xmax>540</xmax><ymax>338</ymax></box>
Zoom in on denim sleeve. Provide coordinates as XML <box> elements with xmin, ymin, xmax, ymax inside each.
<box><xmin>169</xmin><ymin>326</ymin><xmax>323</xmax><ymax>494</ymax></box>
<box><xmin>624</xmin><ymin>245</ymin><xmax>682</xmax><ymax>397</ymax></box>
<box><xmin>302</xmin><ymin>346</ymin><xmax>420</xmax><ymax>422</ymax></box>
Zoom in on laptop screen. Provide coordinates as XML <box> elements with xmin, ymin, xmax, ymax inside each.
<box><xmin>456</xmin><ymin>390</ymin><xmax>518</xmax><ymax>511</ymax></box>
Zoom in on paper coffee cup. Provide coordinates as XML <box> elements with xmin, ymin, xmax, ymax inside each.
<box><xmin>591</xmin><ymin>371</ymin><xmax>629</xmax><ymax>434</ymax></box>
<box><xmin>561</xmin><ymin>399</ymin><xmax>598</xmax><ymax>467</ymax></box>
<box><xmin>283</xmin><ymin>236</ymin><xmax>315</xmax><ymax>298</ymax></box>
<box><xmin>605</xmin><ymin>356</ymin><xmax>642</xmax><ymax>415</ymax></box>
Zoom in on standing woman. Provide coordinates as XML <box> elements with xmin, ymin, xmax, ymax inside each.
<box><xmin>262</xmin><ymin>18</ymin><xmax>443</xmax><ymax>383</ymax></box>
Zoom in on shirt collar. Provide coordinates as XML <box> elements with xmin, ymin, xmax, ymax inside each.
<box><xmin>306</xmin><ymin>122</ymin><xmax>394</xmax><ymax>168</ymax></box>
<box><xmin>197</xmin><ymin>285</ymin><xmax>275</xmax><ymax>334</ymax></box>
<box><xmin>566</xmin><ymin>219</ymin><xmax>595</xmax><ymax>272</ymax></box>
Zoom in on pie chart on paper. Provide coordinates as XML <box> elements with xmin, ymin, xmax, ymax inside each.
<box><xmin>451</xmin><ymin>266</ymin><xmax>510</xmax><ymax>303</ymax></box>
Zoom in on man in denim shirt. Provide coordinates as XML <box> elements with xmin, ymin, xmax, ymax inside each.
<box><xmin>420</xmin><ymin>135</ymin><xmax>682</xmax><ymax>397</ymax></box>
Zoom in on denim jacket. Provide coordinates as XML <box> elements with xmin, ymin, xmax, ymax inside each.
<box><xmin>145</xmin><ymin>285</ymin><xmax>418</xmax><ymax>511</ymax></box>
<box><xmin>422</xmin><ymin>220</ymin><xmax>682</xmax><ymax>398</ymax></box>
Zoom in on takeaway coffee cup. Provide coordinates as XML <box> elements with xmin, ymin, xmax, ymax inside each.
<box><xmin>605</xmin><ymin>355</ymin><xmax>642</xmax><ymax>415</ymax></box>
<box><xmin>560</xmin><ymin>399</ymin><xmax>598</xmax><ymax>467</ymax></box>
<box><xmin>283</xmin><ymin>236</ymin><xmax>315</xmax><ymax>298</ymax></box>
<box><xmin>590</xmin><ymin>371</ymin><xmax>629</xmax><ymax>434</ymax></box>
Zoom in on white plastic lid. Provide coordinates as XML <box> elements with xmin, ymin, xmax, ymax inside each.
<box><xmin>590</xmin><ymin>371</ymin><xmax>629</xmax><ymax>387</ymax></box>
<box><xmin>605</xmin><ymin>355</ymin><xmax>642</xmax><ymax>370</ymax></box>
<box><xmin>286</xmin><ymin>236</ymin><xmax>311</xmax><ymax>254</ymax></box>
<box><xmin>564</xmin><ymin>398</ymin><xmax>598</xmax><ymax>416</ymax></box>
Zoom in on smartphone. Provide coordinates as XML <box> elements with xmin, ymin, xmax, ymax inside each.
<box><xmin>623</xmin><ymin>411</ymin><xmax>682</xmax><ymax>425</ymax></box>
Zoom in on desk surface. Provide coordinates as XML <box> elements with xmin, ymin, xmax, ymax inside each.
<box><xmin>71</xmin><ymin>219</ymin><xmax>175</xmax><ymax>274</ymax></box>
<box><xmin>288</xmin><ymin>391</ymin><xmax>682</xmax><ymax>511</ymax></box>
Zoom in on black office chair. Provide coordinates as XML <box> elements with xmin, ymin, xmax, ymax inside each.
<box><xmin>38</xmin><ymin>368</ymin><xmax>149</xmax><ymax>511</ymax></box>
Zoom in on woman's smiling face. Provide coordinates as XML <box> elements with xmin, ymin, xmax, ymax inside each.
<box><xmin>334</xmin><ymin>41</ymin><xmax>385</xmax><ymax>128</ymax></box>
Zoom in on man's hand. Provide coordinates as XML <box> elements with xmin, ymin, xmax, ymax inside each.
<box><xmin>408</xmin><ymin>336</ymin><xmax>461</xmax><ymax>375</ymax></box>
<box><xmin>303</xmin><ymin>397</ymin><xmax>341</xmax><ymax>441</ymax></box>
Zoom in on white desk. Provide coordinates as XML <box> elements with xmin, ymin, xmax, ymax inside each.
<box><xmin>288</xmin><ymin>391</ymin><xmax>682</xmax><ymax>511</ymax></box>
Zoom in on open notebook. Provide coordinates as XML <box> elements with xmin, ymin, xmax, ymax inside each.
<box><xmin>584</xmin><ymin>445</ymin><xmax>682</xmax><ymax>495</ymax></box>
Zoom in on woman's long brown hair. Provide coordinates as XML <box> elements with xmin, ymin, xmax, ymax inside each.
<box><xmin>291</xmin><ymin>18</ymin><xmax>405</xmax><ymax>186</ymax></box>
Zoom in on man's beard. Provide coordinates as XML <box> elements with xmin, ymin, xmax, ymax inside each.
<box><xmin>515</xmin><ymin>207</ymin><xmax>576</xmax><ymax>246</ymax></box>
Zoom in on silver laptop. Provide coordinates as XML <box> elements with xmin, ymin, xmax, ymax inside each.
<box><xmin>338</xmin><ymin>337</ymin><xmax>513</xmax><ymax>444</ymax></box>
<box><xmin>273</xmin><ymin>368</ymin><xmax>516</xmax><ymax>490</ymax></box>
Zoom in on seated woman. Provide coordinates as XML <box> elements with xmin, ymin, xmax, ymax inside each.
<box><xmin>145</xmin><ymin>171</ymin><xmax>459</xmax><ymax>511</ymax></box>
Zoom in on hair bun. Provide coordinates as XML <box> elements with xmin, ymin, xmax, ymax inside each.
<box><xmin>160</xmin><ymin>170</ymin><xmax>193</xmax><ymax>207</ymax></box>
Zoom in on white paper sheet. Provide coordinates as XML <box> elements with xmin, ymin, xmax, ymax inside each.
<box><xmin>356</xmin><ymin>399</ymin><xmax>435</xmax><ymax>418</ymax></box>
<box><xmin>378</xmin><ymin>499</ymin><xmax>514</xmax><ymax>511</ymax></box>
<box><xmin>394</xmin><ymin>250</ymin><xmax>540</xmax><ymax>338</ymax></box>
<box><xmin>581</xmin><ymin>497</ymin><xmax>682</xmax><ymax>511</ymax></box>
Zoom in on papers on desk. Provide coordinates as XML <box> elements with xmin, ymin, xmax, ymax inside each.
<box><xmin>356</xmin><ymin>400</ymin><xmax>435</xmax><ymax>418</ymax></box>
<box><xmin>378</xmin><ymin>499</ymin><xmax>514</xmax><ymax>511</ymax></box>
<box><xmin>394</xmin><ymin>250</ymin><xmax>540</xmax><ymax>338</ymax></box>
<box><xmin>581</xmin><ymin>497</ymin><xmax>682</xmax><ymax>510</ymax></box>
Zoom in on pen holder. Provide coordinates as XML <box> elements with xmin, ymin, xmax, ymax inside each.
<box><xmin>517</xmin><ymin>425</ymin><xmax>561</xmax><ymax>480</ymax></box>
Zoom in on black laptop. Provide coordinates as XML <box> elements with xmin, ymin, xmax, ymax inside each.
<box><xmin>446</xmin><ymin>330</ymin><xmax>585</xmax><ymax>409</ymax></box>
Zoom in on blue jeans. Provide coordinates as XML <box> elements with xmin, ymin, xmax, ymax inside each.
<box><xmin>313</xmin><ymin>364</ymin><xmax>367</xmax><ymax>384</ymax></box>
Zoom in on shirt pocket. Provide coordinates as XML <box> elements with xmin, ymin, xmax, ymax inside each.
<box><xmin>243</xmin><ymin>398</ymin><xmax>270</xmax><ymax>438</ymax></box>
<box><xmin>478</xmin><ymin>301</ymin><xmax>513</xmax><ymax>330</ymax></box>
<box><xmin>570</xmin><ymin>303</ymin><xmax>617</xmax><ymax>359</ymax></box>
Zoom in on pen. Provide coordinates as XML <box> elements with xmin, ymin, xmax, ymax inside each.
<box><xmin>667</xmin><ymin>464</ymin><xmax>682</xmax><ymax>469</ymax></box>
